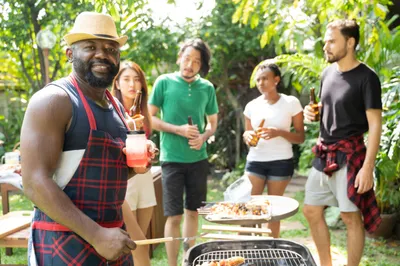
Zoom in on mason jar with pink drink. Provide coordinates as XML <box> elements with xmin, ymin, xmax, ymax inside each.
<box><xmin>126</xmin><ymin>130</ymin><xmax>148</xmax><ymax>168</ymax></box>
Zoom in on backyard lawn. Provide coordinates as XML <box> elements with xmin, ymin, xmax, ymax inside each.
<box><xmin>1</xmin><ymin>176</ymin><xmax>399</xmax><ymax>265</ymax></box>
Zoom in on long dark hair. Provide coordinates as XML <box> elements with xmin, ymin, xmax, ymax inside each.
<box><xmin>111</xmin><ymin>61</ymin><xmax>151</xmax><ymax>133</ymax></box>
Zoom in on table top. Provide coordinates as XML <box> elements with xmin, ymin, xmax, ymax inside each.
<box><xmin>150</xmin><ymin>166</ymin><xmax>161</xmax><ymax>176</ymax></box>
<box><xmin>203</xmin><ymin>195</ymin><xmax>299</xmax><ymax>226</ymax></box>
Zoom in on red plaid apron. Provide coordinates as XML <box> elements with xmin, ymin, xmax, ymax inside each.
<box><xmin>312</xmin><ymin>135</ymin><xmax>382</xmax><ymax>233</ymax></box>
<box><xmin>29</xmin><ymin>76</ymin><xmax>133</xmax><ymax>266</ymax></box>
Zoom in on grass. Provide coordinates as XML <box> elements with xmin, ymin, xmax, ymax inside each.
<box><xmin>1</xmin><ymin>178</ymin><xmax>399</xmax><ymax>265</ymax></box>
<box><xmin>280</xmin><ymin>191</ymin><xmax>400</xmax><ymax>266</ymax></box>
<box><xmin>0</xmin><ymin>193</ymin><xmax>33</xmax><ymax>265</ymax></box>
<box><xmin>149</xmin><ymin>178</ymin><xmax>226</xmax><ymax>266</ymax></box>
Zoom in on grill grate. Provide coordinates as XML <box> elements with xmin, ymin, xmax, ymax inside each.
<box><xmin>193</xmin><ymin>248</ymin><xmax>307</xmax><ymax>266</ymax></box>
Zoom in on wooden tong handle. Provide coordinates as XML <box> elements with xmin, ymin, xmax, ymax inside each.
<box><xmin>135</xmin><ymin>237</ymin><xmax>173</xmax><ymax>246</ymax></box>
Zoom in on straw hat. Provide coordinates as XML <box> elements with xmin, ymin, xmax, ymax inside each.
<box><xmin>63</xmin><ymin>12</ymin><xmax>127</xmax><ymax>46</ymax></box>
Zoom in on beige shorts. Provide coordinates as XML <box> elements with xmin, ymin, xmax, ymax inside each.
<box><xmin>125</xmin><ymin>171</ymin><xmax>157</xmax><ymax>211</ymax></box>
<box><xmin>304</xmin><ymin>166</ymin><xmax>358</xmax><ymax>212</ymax></box>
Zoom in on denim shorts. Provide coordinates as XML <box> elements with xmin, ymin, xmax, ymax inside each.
<box><xmin>161</xmin><ymin>159</ymin><xmax>209</xmax><ymax>217</ymax></box>
<box><xmin>245</xmin><ymin>159</ymin><xmax>294</xmax><ymax>181</ymax></box>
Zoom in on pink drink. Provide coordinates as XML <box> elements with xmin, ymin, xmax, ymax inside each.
<box><xmin>127</xmin><ymin>153</ymin><xmax>148</xmax><ymax>168</ymax></box>
<box><xmin>126</xmin><ymin>130</ymin><xmax>148</xmax><ymax>168</ymax></box>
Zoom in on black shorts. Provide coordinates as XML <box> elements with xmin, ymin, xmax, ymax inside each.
<box><xmin>161</xmin><ymin>159</ymin><xmax>209</xmax><ymax>217</ymax></box>
<box><xmin>245</xmin><ymin>158</ymin><xmax>294</xmax><ymax>181</ymax></box>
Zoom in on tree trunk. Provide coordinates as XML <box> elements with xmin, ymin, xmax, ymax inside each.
<box><xmin>235</xmin><ymin>108</ymin><xmax>242</xmax><ymax>167</ymax></box>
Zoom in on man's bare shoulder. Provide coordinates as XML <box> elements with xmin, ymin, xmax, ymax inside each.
<box><xmin>29</xmin><ymin>84</ymin><xmax>69</xmax><ymax>104</ymax></box>
<box><xmin>26</xmin><ymin>84</ymin><xmax>72</xmax><ymax>126</ymax></box>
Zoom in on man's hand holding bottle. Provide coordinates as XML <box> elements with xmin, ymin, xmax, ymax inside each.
<box><xmin>304</xmin><ymin>87</ymin><xmax>321</xmax><ymax>123</ymax></box>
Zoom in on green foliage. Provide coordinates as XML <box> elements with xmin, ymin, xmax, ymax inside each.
<box><xmin>123</xmin><ymin>25</ymin><xmax>181</xmax><ymax>83</ymax></box>
<box><xmin>198</xmin><ymin>0</ymin><xmax>273</xmax><ymax>81</ymax></box>
<box><xmin>232</xmin><ymin>0</ymin><xmax>400</xmax><ymax>184</ymax></box>
<box><xmin>249</xmin><ymin>54</ymin><xmax>327</xmax><ymax>93</ymax></box>
<box><xmin>297</xmin><ymin>122</ymin><xmax>320</xmax><ymax>174</ymax></box>
<box><xmin>0</xmin><ymin>0</ymin><xmax>93</xmax><ymax>158</ymax></box>
<box><xmin>195</xmin><ymin>0</ymin><xmax>276</xmax><ymax>169</ymax></box>
<box><xmin>374</xmin><ymin>68</ymin><xmax>400</xmax><ymax>214</ymax></box>
<box><xmin>0</xmin><ymin>0</ymin><xmax>96</xmax><ymax>93</ymax></box>
<box><xmin>0</xmin><ymin>90</ymin><xmax>28</xmax><ymax>153</ymax></box>
<box><xmin>220</xmin><ymin>158</ymin><xmax>246</xmax><ymax>187</ymax></box>
<box><xmin>0</xmin><ymin>0</ymin><xmax>152</xmax><ymax>157</ymax></box>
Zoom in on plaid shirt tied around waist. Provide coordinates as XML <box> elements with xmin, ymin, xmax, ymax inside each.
<box><xmin>312</xmin><ymin>135</ymin><xmax>382</xmax><ymax>233</ymax></box>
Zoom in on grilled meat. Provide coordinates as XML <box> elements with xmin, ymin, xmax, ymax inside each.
<box><xmin>199</xmin><ymin>256</ymin><xmax>245</xmax><ymax>266</ymax></box>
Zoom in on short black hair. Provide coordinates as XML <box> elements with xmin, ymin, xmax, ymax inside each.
<box><xmin>178</xmin><ymin>38</ymin><xmax>211</xmax><ymax>76</ymax></box>
<box><xmin>257</xmin><ymin>62</ymin><xmax>281</xmax><ymax>78</ymax></box>
<box><xmin>327</xmin><ymin>19</ymin><xmax>360</xmax><ymax>50</ymax></box>
<box><xmin>255</xmin><ymin>61</ymin><xmax>283</xmax><ymax>91</ymax></box>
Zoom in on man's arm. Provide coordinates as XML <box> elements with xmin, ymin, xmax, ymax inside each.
<box><xmin>202</xmin><ymin>113</ymin><xmax>218</xmax><ymax>141</ymax></box>
<box><xmin>21</xmin><ymin>87</ymin><xmax>102</xmax><ymax>241</ymax></box>
<box><xmin>354</xmin><ymin>108</ymin><xmax>382</xmax><ymax>194</ymax></box>
<box><xmin>21</xmin><ymin>87</ymin><xmax>134</xmax><ymax>260</ymax></box>
<box><xmin>148</xmin><ymin>104</ymin><xmax>199</xmax><ymax>139</ymax></box>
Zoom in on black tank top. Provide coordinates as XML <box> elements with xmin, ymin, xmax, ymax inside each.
<box><xmin>50</xmin><ymin>78</ymin><xmax>127</xmax><ymax>151</ymax></box>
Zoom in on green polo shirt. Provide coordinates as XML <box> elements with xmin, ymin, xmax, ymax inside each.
<box><xmin>149</xmin><ymin>72</ymin><xmax>219</xmax><ymax>163</ymax></box>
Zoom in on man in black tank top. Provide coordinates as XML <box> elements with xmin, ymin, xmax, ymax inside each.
<box><xmin>303</xmin><ymin>20</ymin><xmax>382</xmax><ymax>266</ymax></box>
<box><xmin>20</xmin><ymin>12</ymin><xmax>155</xmax><ymax>266</ymax></box>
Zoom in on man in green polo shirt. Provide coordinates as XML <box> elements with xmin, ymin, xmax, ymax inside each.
<box><xmin>149</xmin><ymin>38</ymin><xmax>218</xmax><ymax>266</ymax></box>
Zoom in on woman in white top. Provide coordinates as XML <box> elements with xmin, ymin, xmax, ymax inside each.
<box><xmin>242</xmin><ymin>62</ymin><xmax>305</xmax><ymax>238</ymax></box>
<box><xmin>112</xmin><ymin>61</ymin><xmax>157</xmax><ymax>266</ymax></box>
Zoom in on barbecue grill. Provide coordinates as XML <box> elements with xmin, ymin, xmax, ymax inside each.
<box><xmin>184</xmin><ymin>239</ymin><xmax>317</xmax><ymax>266</ymax></box>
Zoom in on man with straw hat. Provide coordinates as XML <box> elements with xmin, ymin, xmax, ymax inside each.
<box><xmin>21</xmin><ymin>12</ymin><xmax>153</xmax><ymax>265</ymax></box>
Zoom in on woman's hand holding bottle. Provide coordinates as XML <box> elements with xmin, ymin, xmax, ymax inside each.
<box><xmin>243</xmin><ymin>130</ymin><xmax>258</xmax><ymax>146</ymax></box>
<box><xmin>257</xmin><ymin>127</ymin><xmax>280</xmax><ymax>140</ymax></box>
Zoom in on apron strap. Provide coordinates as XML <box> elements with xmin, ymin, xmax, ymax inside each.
<box><xmin>105</xmin><ymin>90</ymin><xmax>130</xmax><ymax>130</ymax></box>
<box><xmin>69</xmin><ymin>76</ymin><xmax>97</xmax><ymax>130</ymax></box>
<box><xmin>69</xmin><ymin>75</ymin><xmax>130</xmax><ymax>131</ymax></box>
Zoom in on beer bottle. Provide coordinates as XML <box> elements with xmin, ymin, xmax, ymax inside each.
<box><xmin>309</xmin><ymin>87</ymin><xmax>320</xmax><ymax>121</ymax></box>
<box><xmin>250</xmin><ymin>119</ymin><xmax>265</xmax><ymax>147</ymax></box>
<box><xmin>130</xmin><ymin>90</ymin><xmax>143</xmax><ymax>130</ymax></box>
<box><xmin>187</xmin><ymin>116</ymin><xmax>194</xmax><ymax>140</ymax></box>
<box><xmin>130</xmin><ymin>90</ymin><xmax>142</xmax><ymax>119</ymax></box>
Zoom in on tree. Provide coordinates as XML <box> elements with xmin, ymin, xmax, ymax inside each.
<box><xmin>0</xmin><ymin>0</ymin><xmax>151</xmax><ymax>150</ymax></box>
<box><xmin>231</xmin><ymin>0</ymin><xmax>400</xmax><ymax>173</ymax></box>
<box><xmin>0</xmin><ymin>0</ymin><xmax>97</xmax><ymax>93</ymax></box>
<box><xmin>195</xmin><ymin>0</ymin><xmax>277</xmax><ymax>168</ymax></box>
<box><xmin>232</xmin><ymin>0</ymin><xmax>400</xmax><ymax>90</ymax></box>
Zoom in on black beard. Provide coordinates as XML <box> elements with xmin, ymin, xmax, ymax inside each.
<box><xmin>182</xmin><ymin>74</ymin><xmax>197</xmax><ymax>80</ymax></box>
<box><xmin>74</xmin><ymin>58</ymin><xmax>119</xmax><ymax>88</ymax></box>
<box><xmin>325</xmin><ymin>46</ymin><xmax>348</xmax><ymax>64</ymax></box>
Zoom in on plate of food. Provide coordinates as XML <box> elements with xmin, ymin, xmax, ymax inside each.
<box><xmin>200</xmin><ymin>198</ymin><xmax>272</xmax><ymax>222</ymax></box>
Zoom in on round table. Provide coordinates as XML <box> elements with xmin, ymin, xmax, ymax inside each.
<box><xmin>203</xmin><ymin>195</ymin><xmax>299</xmax><ymax>226</ymax></box>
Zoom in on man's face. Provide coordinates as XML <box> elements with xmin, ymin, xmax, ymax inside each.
<box><xmin>323</xmin><ymin>28</ymin><xmax>349</xmax><ymax>63</ymax></box>
<box><xmin>178</xmin><ymin>46</ymin><xmax>202</xmax><ymax>80</ymax></box>
<box><xmin>70</xmin><ymin>39</ymin><xmax>120</xmax><ymax>88</ymax></box>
